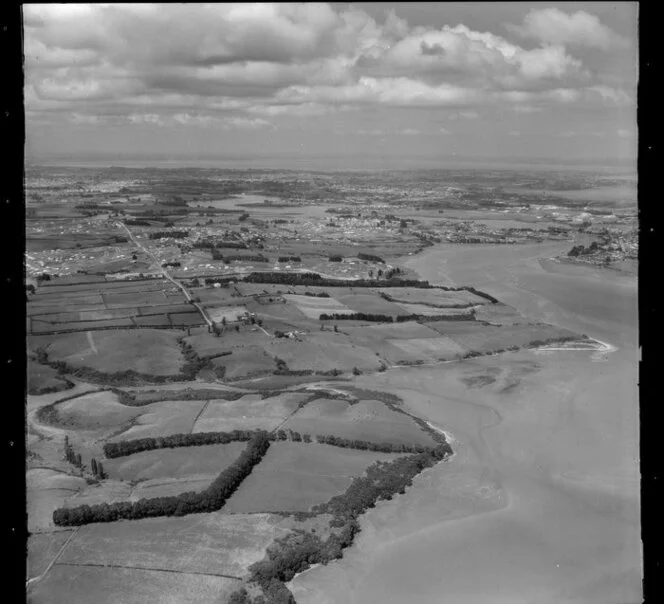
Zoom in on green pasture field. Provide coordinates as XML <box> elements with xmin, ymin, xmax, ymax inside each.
<box><xmin>427</xmin><ymin>322</ymin><xmax>577</xmax><ymax>353</ymax></box>
<box><xmin>105</xmin><ymin>442</ymin><xmax>246</xmax><ymax>482</ymax></box>
<box><xmin>192</xmin><ymin>287</ymin><xmax>241</xmax><ymax>305</ymax></box>
<box><xmin>388</xmin><ymin>337</ymin><xmax>470</xmax><ymax>360</ymax></box>
<box><xmin>244</xmin><ymin>299</ymin><xmax>311</xmax><ymax>325</ymax></box>
<box><xmin>30</xmin><ymin>294</ymin><xmax>105</xmax><ymax>306</ymax></box>
<box><xmin>43</xmin><ymin>329</ymin><xmax>185</xmax><ymax>376</ymax></box>
<box><xmin>393</xmin><ymin>302</ymin><xmax>476</xmax><ymax>316</ymax></box>
<box><xmin>27</xmin><ymin>359</ymin><xmax>71</xmax><ymax>394</ymax></box>
<box><xmin>283</xmin><ymin>294</ymin><xmax>355</xmax><ymax>319</ymax></box>
<box><xmin>138</xmin><ymin>304</ymin><xmax>193</xmax><ymax>315</ymax></box>
<box><xmin>377</xmin><ymin>287</ymin><xmax>487</xmax><ymax>307</ymax></box>
<box><xmin>474</xmin><ymin>303</ymin><xmax>530</xmax><ymax>325</ymax></box>
<box><xmin>27</xmin><ymin>531</ymin><xmax>76</xmax><ymax>580</ymax></box>
<box><xmin>221</xmin><ymin>347</ymin><xmax>277</xmax><ymax>380</ymax></box>
<box><xmin>129</xmin><ymin>477</ymin><xmax>218</xmax><ymax>500</ymax></box>
<box><xmin>52</xmin><ymin>391</ymin><xmax>140</xmax><ymax>431</ymax></box>
<box><xmin>36</xmin><ymin>279</ymin><xmax>168</xmax><ymax>294</ymax></box>
<box><xmin>108</xmin><ymin>400</ymin><xmax>208</xmax><ymax>441</ymax></box>
<box><xmin>282</xmin><ymin>398</ymin><xmax>436</xmax><ymax>446</ymax></box>
<box><xmin>132</xmin><ymin>314</ymin><xmax>172</xmax><ymax>327</ymax></box>
<box><xmin>261</xmin><ymin>332</ymin><xmax>383</xmax><ymax>373</ymax></box>
<box><xmin>191</xmin><ymin>392</ymin><xmax>309</xmax><ymax>433</ymax></box>
<box><xmin>26</xmin><ymin>565</ymin><xmax>240</xmax><ymax>604</ymax></box>
<box><xmin>56</xmin><ymin>512</ymin><xmax>289</xmax><ymax>577</ymax></box>
<box><xmin>334</xmin><ymin>293</ymin><xmax>411</xmax><ymax>316</ymax></box>
<box><xmin>102</xmin><ymin>291</ymin><xmax>172</xmax><ymax>307</ymax></box>
<box><xmin>205</xmin><ymin>306</ymin><xmax>248</xmax><ymax>323</ymax></box>
<box><xmin>169</xmin><ymin>312</ymin><xmax>205</xmax><ymax>326</ymax></box>
<box><xmin>223</xmin><ymin>442</ymin><xmax>405</xmax><ymax>513</ymax></box>
<box><xmin>31</xmin><ymin>318</ymin><xmax>135</xmax><ymax>334</ymax></box>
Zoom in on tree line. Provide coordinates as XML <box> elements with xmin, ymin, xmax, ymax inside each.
<box><xmin>149</xmin><ymin>231</ymin><xmax>189</xmax><ymax>239</ymax></box>
<box><xmin>103</xmin><ymin>428</ymin><xmax>259</xmax><ymax>458</ymax></box>
<box><xmin>244</xmin><ymin>272</ymin><xmax>431</xmax><ymax>288</ymax></box>
<box><xmin>278</xmin><ymin>256</ymin><xmax>301</xmax><ymax>262</ymax></box>
<box><xmin>53</xmin><ymin>431</ymin><xmax>270</xmax><ymax>526</ymax></box>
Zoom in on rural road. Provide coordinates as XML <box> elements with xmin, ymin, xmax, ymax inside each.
<box><xmin>117</xmin><ymin>222</ymin><xmax>214</xmax><ymax>329</ymax></box>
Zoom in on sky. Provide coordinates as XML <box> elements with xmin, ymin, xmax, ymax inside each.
<box><xmin>24</xmin><ymin>2</ymin><xmax>638</xmax><ymax>168</ymax></box>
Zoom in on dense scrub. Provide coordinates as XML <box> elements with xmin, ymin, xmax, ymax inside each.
<box><xmin>53</xmin><ymin>432</ymin><xmax>270</xmax><ymax>526</ymax></box>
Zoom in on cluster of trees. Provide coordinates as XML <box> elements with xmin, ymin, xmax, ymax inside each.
<box><xmin>302</xmin><ymin>291</ymin><xmax>330</xmax><ymax>298</ymax></box>
<box><xmin>248</xmin><ymin>523</ymin><xmax>358</xmax><ymax>594</ymax></box>
<box><xmin>124</xmin><ymin>219</ymin><xmax>150</xmax><ymax>226</ymax></box>
<box><xmin>238</xmin><ymin>212</ymin><xmax>250</xmax><ymax>222</ymax></box>
<box><xmin>149</xmin><ymin>231</ymin><xmax>189</xmax><ymax>240</ymax></box>
<box><xmin>103</xmin><ymin>429</ymin><xmax>260</xmax><ymax>459</ymax></box>
<box><xmin>568</xmin><ymin>241</ymin><xmax>601</xmax><ymax>257</ymax></box>
<box><xmin>63</xmin><ymin>436</ymin><xmax>83</xmax><ymax>469</ymax></box>
<box><xmin>180</xmin><ymin>340</ymin><xmax>213</xmax><ymax>379</ymax></box>
<box><xmin>328</xmin><ymin>255</ymin><xmax>343</xmax><ymax>262</ymax></box>
<box><xmin>54</xmin><ymin>432</ymin><xmax>271</xmax><ymax>526</ymax></box>
<box><xmin>90</xmin><ymin>457</ymin><xmax>107</xmax><ymax>480</ymax></box>
<box><xmin>383</xmin><ymin>267</ymin><xmax>402</xmax><ymax>279</ymax></box>
<box><xmin>357</xmin><ymin>253</ymin><xmax>385</xmax><ymax>263</ymax></box>
<box><xmin>278</xmin><ymin>256</ymin><xmax>301</xmax><ymax>262</ymax></box>
<box><xmin>161</xmin><ymin>261</ymin><xmax>181</xmax><ymax>268</ymax></box>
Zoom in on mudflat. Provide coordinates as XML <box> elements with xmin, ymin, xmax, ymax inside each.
<box><xmin>290</xmin><ymin>243</ymin><xmax>640</xmax><ymax>604</ymax></box>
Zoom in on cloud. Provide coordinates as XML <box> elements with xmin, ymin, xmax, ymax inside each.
<box><xmin>439</xmin><ymin>126</ymin><xmax>450</xmax><ymax>135</ymax></box>
<box><xmin>509</xmin><ymin>131</ymin><xmax>521</xmax><ymax>137</ymax></box>
<box><xmin>617</xmin><ymin>129</ymin><xmax>632</xmax><ymax>138</ymax></box>
<box><xmin>23</xmin><ymin>3</ymin><xmax>634</xmax><ymax>127</ymax></box>
<box><xmin>510</xmin><ymin>8</ymin><xmax>628</xmax><ymax>50</ymax></box>
<box><xmin>512</xmin><ymin>105</ymin><xmax>543</xmax><ymax>114</ymax></box>
<box><xmin>398</xmin><ymin>128</ymin><xmax>419</xmax><ymax>135</ymax></box>
<box><xmin>586</xmin><ymin>85</ymin><xmax>632</xmax><ymax>106</ymax></box>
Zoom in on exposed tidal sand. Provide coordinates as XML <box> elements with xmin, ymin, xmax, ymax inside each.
<box><xmin>291</xmin><ymin>243</ymin><xmax>640</xmax><ymax>604</ymax></box>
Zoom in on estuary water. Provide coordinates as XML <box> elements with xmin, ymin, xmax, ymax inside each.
<box><xmin>290</xmin><ymin>242</ymin><xmax>640</xmax><ymax>604</ymax></box>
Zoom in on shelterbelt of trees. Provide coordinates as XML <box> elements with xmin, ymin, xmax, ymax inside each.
<box><xmin>104</xmin><ymin>429</ymin><xmax>439</xmax><ymax>460</ymax></box>
<box><xmin>148</xmin><ymin>230</ymin><xmax>189</xmax><ymax>239</ymax></box>
<box><xmin>53</xmin><ymin>432</ymin><xmax>270</xmax><ymax>526</ymax></box>
<box><xmin>319</xmin><ymin>311</ymin><xmax>476</xmax><ymax>322</ymax></box>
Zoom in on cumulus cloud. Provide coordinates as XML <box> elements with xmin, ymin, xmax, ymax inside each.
<box><xmin>510</xmin><ymin>8</ymin><xmax>628</xmax><ymax>50</ymax></box>
<box><xmin>22</xmin><ymin>3</ymin><xmax>633</xmax><ymax>126</ymax></box>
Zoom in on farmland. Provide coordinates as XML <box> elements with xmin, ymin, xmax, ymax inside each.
<box><xmin>223</xmin><ymin>443</ymin><xmax>407</xmax><ymax>513</ymax></box>
<box><xmin>24</xmin><ymin>164</ymin><xmax>618</xmax><ymax>604</ymax></box>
